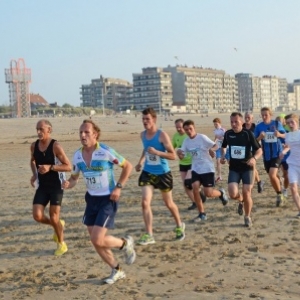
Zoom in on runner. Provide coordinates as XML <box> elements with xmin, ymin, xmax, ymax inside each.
<box><xmin>243</xmin><ymin>112</ymin><xmax>264</xmax><ymax>193</ymax></box>
<box><xmin>254</xmin><ymin>107</ymin><xmax>285</xmax><ymax>206</ymax></box>
<box><xmin>30</xmin><ymin>119</ymin><xmax>72</xmax><ymax>256</ymax></box>
<box><xmin>221</xmin><ymin>112</ymin><xmax>262</xmax><ymax>227</ymax></box>
<box><xmin>213</xmin><ymin>118</ymin><xmax>226</xmax><ymax>182</ymax></box>
<box><xmin>177</xmin><ymin>119</ymin><xmax>229</xmax><ymax>222</ymax></box>
<box><xmin>135</xmin><ymin>108</ymin><xmax>185</xmax><ymax>245</ymax></box>
<box><xmin>172</xmin><ymin>118</ymin><xmax>206</xmax><ymax>210</ymax></box>
<box><xmin>280</xmin><ymin>114</ymin><xmax>300</xmax><ymax>218</ymax></box>
<box><xmin>62</xmin><ymin>119</ymin><xmax>136</xmax><ymax>284</ymax></box>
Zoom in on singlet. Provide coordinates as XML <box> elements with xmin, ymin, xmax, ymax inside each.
<box><xmin>254</xmin><ymin>120</ymin><xmax>284</xmax><ymax>161</ymax></box>
<box><xmin>142</xmin><ymin>130</ymin><xmax>170</xmax><ymax>175</ymax></box>
<box><xmin>72</xmin><ymin>142</ymin><xmax>126</xmax><ymax>196</ymax></box>
<box><xmin>33</xmin><ymin>139</ymin><xmax>66</xmax><ymax>189</ymax></box>
<box><xmin>172</xmin><ymin>132</ymin><xmax>191</xmax><ymax>166</ymax></box>
<box><xmin>222</xmin><ymin>129</ymin><xmax>261</xmax><ymax>172</ymax></box>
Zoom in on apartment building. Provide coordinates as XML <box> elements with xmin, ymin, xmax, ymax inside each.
<box><xmin>132</xmin><ymin>67</ymin><xmax>173</xmax><ymax>113</ymax></box>
<box><xmin>80</xmin><ymin>76</ymin><xmax>132</xmax><ymax>111</ymax></box>
<box><xmin>235</xmin><ymin>73</ymin><xmax>253</xmax><ymax>112</ymax></box>
<box><xmin>164</xmin><ymin>65</ymin><xmax>238</xmax><ymax>113</ymax></box>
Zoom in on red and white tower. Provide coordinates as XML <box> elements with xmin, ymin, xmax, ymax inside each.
<box><xmin>5</xmin><ymin>58</ymin><xmax>31</xmax><ymax>117</ymax></box>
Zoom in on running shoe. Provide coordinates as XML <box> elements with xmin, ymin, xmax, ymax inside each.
<box><xmin>123</xmin><ymin>236</ymin><xmax>136</xmax><ymax>265</ymax></box>
<box><xmin>244</xmin><ymin>216</ymin><xmax>253</xmax><ymax>228</ymax></box>
<box><xmin>276</xmin><ymin>194</ymin><xmax>284</xmax><ymax>207</ymax></box>
<box><xmin>200</xmin><ymin>190</ymin><xmax>207</xmax><ymax>203</ymax></box>
<box><xmin>104</xmin><ymin>268</ymin><xmax>126</xmax><ymax>284</ymax></box>
<box><xmin>54</xmin><ymin>241</ymin><xmax>68</xmax><ymax>256</ymax></box>
<box><xmin>174</xmin><ymin>222</ymin><xmax>185</xmax><ymax>241</ymax></box>
<box><xmin>282</xmin><ymin>189</ymin><xmax>288</xmax><ymax>198</ymax></box>
<box><xmin>187</xmin><ymin>202</ymin><xmax>197</xmax><ymax>210</ymax></box>
<box><xmin>219</xmin><ymin>188</ymin><xmax>229</xmax><ymax>206</ymax></box>
<box><xmin>194</xmin><ymin>213</ymin><xmax>207</xmax><ymax>222</ymax></box>
<box><xmin>136</xmin><ymin>233</ymin><xmax>155</xmax><ymax>245</ymax></box>
<box><xmin>53</xmin><ymin>219</ymin><xmax>65</xmax><ymax>243</ymax></box>
<box><xmin>257</xmin><ymin>181</ymin><xmax>264</xmax><ymax>193</ymax></box>
<box><xmin>237</xmin><ymin>202</ymin><xmax>244</xmax><ymax>216</ymax></box>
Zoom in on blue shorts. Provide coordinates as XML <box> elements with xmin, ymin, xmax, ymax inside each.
<box><xmin>228</xmin><ymin>169</ymin><xmax>253</xmax><ymax>185</ymax></box>
<box><xmin>83</xmin><ymin>192</ymin><xmax>118</xmax><ymax>229</ymax></box>
<box><xmin>216</xmin><ymin>148</ymin><xmax>222</xmax><ymax>159</ymax></box>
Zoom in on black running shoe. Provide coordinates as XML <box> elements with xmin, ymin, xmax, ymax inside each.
<box><xmin>237</xmin><ymin>202</ymin><xmax>244</xmax><ymax>215</ymax></box>
<box><xmin>188</xmin><ymin>202</ymin><xmax>197</xmax><ymax>210</ymax></box>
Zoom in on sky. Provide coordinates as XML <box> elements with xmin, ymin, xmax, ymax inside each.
<box><xmin>0</xmin><ymin>0</ymin><xmax>299</xmax><ymax>107</ymax></box>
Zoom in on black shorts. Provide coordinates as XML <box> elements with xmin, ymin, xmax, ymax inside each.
<box><xmin>83</xmin><ymin>193</ymin><xmax>118</xmax><ymax>229</ymax></box>
<box><xmin>281</xmin><ymin>161</ymin><xmax>288</xmax><ymax>171</ymax></box>
<box><xmin>33</xmin><ymin>187</ymin><xmax>63</xmax><ymax>206</ymax></box>
<box><xmin>228</xmin><ymin>169</ymin><xmax>253</xmax><ymax>185</ymax></box>
<box><xmin>179</xmin><ymin>164</ymin><xmax>191</xmax><ymax>172</ymax></box>
<box><xmin>191</xmin><ymin>171</ymin><xmax>215</xmax><ymax>187</ymax></box>
<box><xmin>138</xmin><ymin>170</ymin><xmax>173</xmax><ymax>191</ymax></box>
<box><xmin>264</xmin><ymin>158</ymin><xmax>281</xmax><ymax>173</ymax></box>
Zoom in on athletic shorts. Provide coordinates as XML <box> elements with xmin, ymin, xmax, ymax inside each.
<box><xmin>179</xmin><ymin>164</ymin><xmax>191</xmax><ymax>172</ymax></box>
<box><xmin>263</xmin><ymin>158</ymin><xmax>281</xmax><ymax>173</ymax></box>
<box><xmin>281</xmin><ymin>161</ymin><xmax>288</xmax><ymax>171</ymax></box>
<box><xmin>288</xmin><ymin>164</ymin><xmax>300</xmax><ymax>185</ymax></box>
<box><xmin>215</xmin><ymin>148</ymin><xmax>222</xmax><ymax>159</ymax></box>
<box><xmin>138</xmin><ymin>170</ymin><xmax>173</xmax><ymax>192</ymax></box>
<box><xmin>83</xmin><ymin>192</ymin><xmax>118</xmax><ymax>229</ymax></box>
<box><xmin>191</xmin><ymin>171</ymin><xmax>215</xmax><ymax>187</ymax></box>
<box><xmin>33</xmin><ymin>187</ymin><xmax>63</xmax><ymax>206</ymax></box>
<box><xmin>228</xmin><ymin>169</ymin><xmax>253</xmax><ymax>185</ymax></box>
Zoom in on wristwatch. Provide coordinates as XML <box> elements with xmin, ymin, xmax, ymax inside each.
<box><xmin>116</xmin><ymin>182</ymin><xmax>123</xmax><ymax>189</ymax></box>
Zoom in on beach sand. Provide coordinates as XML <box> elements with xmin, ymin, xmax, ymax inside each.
<box><xmin>0</xmin><ymin>113</ymin><xmax>300</xmax><ymax>300</ymax></box>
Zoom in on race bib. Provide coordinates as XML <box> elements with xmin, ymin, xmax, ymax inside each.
<box><xmin>189</xmin><ymin>147</ymin><xmax>201</xmax><ymax>159</ymax></box>
<box><xmin>265</xmin><ymin>132</ymin><xmax>277</xmax><ymax>143</ymax></box>
<box><xmin>146</xmin><ymin>152</ymin><xmax>161</xmax><ymax>165</ymax></box>
<box><xmin>83</xmin><ymin>171</ymin><xmax>107</xmax><ymax>190</ymax></box>
<box><xmin>231</xmin><ymin>146</ymin><xmax>245</xmax><ymax>159</ymax></box>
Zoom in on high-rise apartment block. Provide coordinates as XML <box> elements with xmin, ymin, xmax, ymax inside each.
<box><xmin>236</xmin><ymin>74</ymin><xmax>288</xmax><ymax>112</ymax></box>
<box><xmin>164</xmin><ymin>66</ymin><xmax>238</xmax><ymax>113</ymax></box>
<box><xmin>80</xmin><ymin>75</ymin><xmax>132</xmax><ymax>111</ymax></box>
<box><xmin>132</xmin><ymin>67</ymin><xmax>173</xmax><ymax>113</ymax></box>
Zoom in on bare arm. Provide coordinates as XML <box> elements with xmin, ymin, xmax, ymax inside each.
<box><xmin>110</xmin><ymin>159</ymin><xmax>133</xmax><ymax>201</ymax></box>
<box><xmin>30</xmin><ymin>143</ymin><xmax>37</xmax><ymax>187</ymax></box>
<box><xmin>62</xmin><ymin>174</ymin><xmax>80</xmax><ymax>189</ymax></box>
<box><xmin>135</xmin><ymin>132</ymin><xmax>146</xmax><ymax>172</ymax></box>
<box><xmin>37</xmin><ymin>141</ymin><xmax>72</xmax><ymax>174</ymax></box>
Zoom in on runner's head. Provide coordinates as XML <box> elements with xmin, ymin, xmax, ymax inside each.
<box><xmin>182</xmin><ymin>119</ymin><xmax>197</xmax><ymax>138</ymax></box>
<box><xmin>174</xmin><ymin>118</ymin><xmax>185</xmax><ymax>134</ymax></box>
<box><xmin>36</xmin><ymin>119</ymin><xmax>52</xmax><ymax>140</ymax></box>
<box><xmin>230</xmin><ymin>112</ymin><xmax>243</xmax><ymax>133</ymax></box>
<box><xmin>142</xmin><ymin>107</ymin><xmax>157</xmax><ymax>130</ymax></box>
<box><xmin>213</xmin><ymin>118</ymin><xmax>221</xmax><ymax>129</ymax></box>
<box><xmin>260</xmin><ymin>107</ymin><xmax>272</xmax><ymax>124</ymax></box>
<box><xmin>244</xmin><ymin>112</ymin><xmax>253</xmax><ymax>124</ymax></box>
<box><xmin>285</xmin><ymin>114</ymin><xmax>299</xmax><ymax>131</ymax></box>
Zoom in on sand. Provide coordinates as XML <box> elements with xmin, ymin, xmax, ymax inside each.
<box><xmin>0</xmin><ymin>113</ymin><xmax>300</xmax><ymax>300</ymax></box>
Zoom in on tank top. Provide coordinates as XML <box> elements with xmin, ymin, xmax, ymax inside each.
<box><xmin>142</xmin><ymin>130</ymin><xmax>170</xmax><ymax>175</ymax></box>
<box><xmin>33</xmin><ymin>139</ymin><xmax>64</xmax><ymax>189</ymax></box>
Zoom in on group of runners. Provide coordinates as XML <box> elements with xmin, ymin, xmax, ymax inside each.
<box><xmin>30</xmin><ymin>106</ymin><xmax>300</xmax><ymax>284</ymax></box>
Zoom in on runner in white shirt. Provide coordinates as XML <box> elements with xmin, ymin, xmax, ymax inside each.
<box><xmin>177</xmin><ymin>119</ymin><xmax>229</xmax><ymax>222</ymax></box>
<box><xmin>280</xmin><ymin>114</ymin><xmax>300</xmax><ymax>218</ymax></box>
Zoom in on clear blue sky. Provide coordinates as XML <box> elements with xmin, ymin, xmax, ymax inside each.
<box><xmin>1</xmin><ymin>0</ymin><xmax>299</xmax><ymax>107</ymax></box>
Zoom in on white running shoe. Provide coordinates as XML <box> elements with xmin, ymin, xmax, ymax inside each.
<box><xmin>282</xmin><ymin>189</ymin><xmax>288</xmax><ymax>198</ymax></box>
<box><xmin>104</xmin><ymin>268</ymin><xmax>126</xmax><ymax>284</ymax></box>
<box><xmin>123</xmin><ymin>236</ymin><xmax>136</xmax><ymax>265</ymax></box>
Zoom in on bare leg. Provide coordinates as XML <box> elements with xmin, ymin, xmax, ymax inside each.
<box><xmin>192</xmin><ymin>181</ymin><xmax>204</xmax><ymax>213</ymax></box>
<box><xmin>290</xmin><ymin>183</ymin><xmax>300</xmax><ymax>211</ymax></box>
<box><xmin>161</xmin><ymin>190</ymin><xmax>182</xmax><ymax>227</ymax></box>
<box><xmin>269</xmin><ymin>167</ymin><xmax>281</xmax><ymax>192</ymax></box>
<box><xmin>32</xmin><ymin>204</ymin><xmax>51</xmax><ymax>225</ymax></box>
<box><xmin>49</xmin><ymin>205</ymin><xmax>63</xmax><ymax>243</ymax></box>
<box><xmin>141</xmin><ymin>186</ymin><xmax>154</xmax><ymax>235</ymax></box>
<box><xmin>242</xmin><ymin>184</ymin><xmax>253</xmax><ymax>217</ymax></box>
